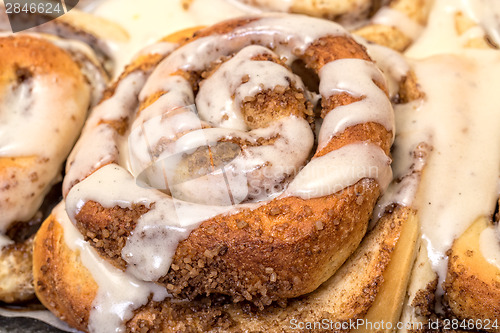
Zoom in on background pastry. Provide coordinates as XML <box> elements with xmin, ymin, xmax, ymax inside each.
<box><xmin>0</xmin><ymin>6</ymin><xmax>126</xmax><ymax>304</ymax></box>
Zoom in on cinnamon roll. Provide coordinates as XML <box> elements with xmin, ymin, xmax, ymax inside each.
<box><xmin>0</xmin><ymin>30</ymin><xmax>108</xmax><ymax>302</ymax></box>
<box><xmin>33</xmin><ymin>14</ymin><xmax>398</xmax><ymax>331</ymax></box>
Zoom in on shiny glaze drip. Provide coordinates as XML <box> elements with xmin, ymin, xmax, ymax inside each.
<box><xmin>318</xmin><ymin>58</ymin><xmax>395</xmax><ymax>150</ymax></box>
<box><xmin>286</xmin><ymin>142</ymin><xmax>392</xmax><ymax>199</ymax></box>
<box><xmin>394</xmin><ymin>0</ymin><xmax>500</xmax><ymax>299</ymax></box>
<box><xmin>54</xmin><ymin>202</ymin><xmax>169</xmax><ymax>333</ymax></box>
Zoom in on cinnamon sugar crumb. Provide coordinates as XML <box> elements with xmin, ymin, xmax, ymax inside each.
<box><xmin>315</xmin><ymin>220</ymin><xmax>324</xmax><ymax>230</ymax></box>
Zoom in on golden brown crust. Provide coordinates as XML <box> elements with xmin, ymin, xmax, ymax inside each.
<box><xmin>0</xmin><ymin>35</ymin><xmax>85</xmax><ymax>81</ymax></box>
<box><xmin>75</xmin><ymin>180</ymin><xmax>379</xmax><ymax>305</ymax></box>
<box><xmin>359</xmin><ymin>207</ymin><xmax>419</xmax><ymax>329</ymax></box>
<box><xmin>315</xmin><ymin>122</ymin><xmax>393</xmax><ymax>158</ymax></box>
<box><xmin>398</xmin><ymin>70</ymin><xmax>426</xmax><ymax>103</ymax></box>
<box><xmin>390</xmin><ymin>0</ymin><xmax>430</xmax><ymax>26</ymax></box>
<box><xmin>34</xmin><ymin>205</ymin><xmax>414</xmax><ymax>332</ymax></box>
<box><xmin>33</xmin><ymin>215</ymin><xmax>97</xmax><ymax>331</ymax></box>
<box><xmin>240</xmin><ymin>85</ymin><xmax>313</xmax><ymax>129</ymax></box>
<box><xmin>355</xmin><ymin>24</ymin><xmax>413</xmax><ymax>51</ymax></box>
<box><xmin>444</xmin><ymin>217</ymin><xmax>500</xmax><ymax>329</ymax></box>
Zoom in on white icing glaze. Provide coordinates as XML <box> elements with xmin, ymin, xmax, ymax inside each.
<box><xmin>0</xmin><ymin>77</ymin><xmax>76</xmax><ymax>157</ymax></box>
<box><xmin>133</xmin><ymin>42</ymin><xmax>177</xmax><ymax>60</ymax></box>
<box><xmin>318</xmin><ymin>58</ymin><xmax>395</xmax><ymax>150</ymax></box>
<box><xmin>129</xmin><ymin>101</ymin><xmax>314</xmax><ymax>205</ymax></box>
<box><xmin>396</xmin><ymin>54</ymin><xmax>500</xmax><ymax>295</ymax></box>
<box><xmin>372</xmin><ymin>7</ymin><xmax>423</xmax><ymax>40</ymax></box>
<box><xmin>54</xmin><ymin>202</ymin><xmax>170</xmax><ymax>333</ymax></box>
<box><xmin>168</xmin><ymin>117</ymin><xmax>314</xmax><ymax>204</ymax></box>
<box><xmin>286</xmin><ymin>142</ymin><xmax>392</xmax><ymax>199</ymax></box>
<box><xmin>128</xmin><ymin>105</ymin><xmax>203</xmax><ymax>181</ymax></box>
<box><xmin>393</xmin><ymin>0</ymin><xmax>500</xmax><ymax>302</ymax></box>
<box><xmin>371</xmin><ymin>141</ymin><xmax>430</xmax><ymax>229</ymax></box>
<box><xmin>141</xmin><ymin>14</ymin><xmax>346</xmax><ymax>90</ymax></box>
<box><xmin>479</xmin><ymin>225</ymin><xmax>500</xmax><ymax>269</ymax></box>
<box><xmin>3</xmin><ymin>0</ymin><xmax>495</xmax><ymax>329</ymax></box>
<box><xmin>122</xmin><ymin>15</ymin><xmax>390</xmax><ymax>206</ymax></box>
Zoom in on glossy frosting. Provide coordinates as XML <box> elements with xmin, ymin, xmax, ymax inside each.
<box><xmin>393</xmin><ymin>0</ymin><xmax>500</xmax><ymax>298</ymax></box>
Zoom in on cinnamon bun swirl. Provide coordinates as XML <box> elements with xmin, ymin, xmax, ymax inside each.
<box><xmin>32</xmin><ymin>13</ymin><xmax>400</xmax><ymax>331</ymax></box>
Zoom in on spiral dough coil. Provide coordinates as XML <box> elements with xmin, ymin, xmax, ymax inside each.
<box><xmin>35</xmin><ymin>14</ymin><xmax>395</xmax><ymax>331</ymax></box>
